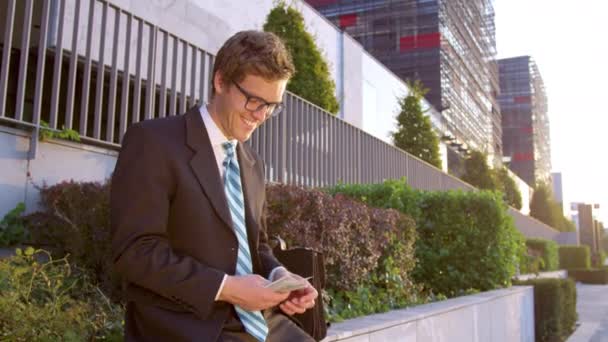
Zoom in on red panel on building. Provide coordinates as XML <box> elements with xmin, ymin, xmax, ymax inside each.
<box><xmin>513</xmin><ymin>152</ymin><xmax>534</xmax><ymax>161</ymax></box>
<box><xmin>400</xmin><ymin>32</ymin><xmax>441</xmax><ymax>51</ymax></box>
<box><xmin>514</xmin><ymin>96</ymin><xmax>531</xmax><ymax>104</ymax></box>
<box><xmin>339</xmin><ymin>13</ymin><xmax>357</xmax><ymax>28</ymax></box>
<box><xmin>520</xmin><ymin>126</ymin><xmax>533</xmax><ymax>134</ymax></box>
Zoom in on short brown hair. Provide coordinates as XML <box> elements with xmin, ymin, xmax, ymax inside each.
<box><xmin>211</xmin><ymin>30</ymin><xmax>295</xmax><ymax>96</ymax></box>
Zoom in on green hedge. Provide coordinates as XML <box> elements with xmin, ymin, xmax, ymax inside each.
<box><xmin>328</xmin><ymin>178</ymin><xmax>525</xmax><ymax>297</ymax></box>
<box><xmin>559</xmin><ymin>245</ymin><xmax>590</xmax><ymax>269</ymax></box>
<box><xmin>266</xmin><ymin>183</ymin><xmax>420</xmax><ymax>320</ymax></box>
<box><xmin>514</xmin><ymin>278</ymin><xmax>577</xmax><ymax>342</ymax></box>
<box><xmin>24</xmin><ymin>180</ymin><xmax>422</xmax><ymax>322</ymax></box>
<box><xmin>526</xmin><ymin>238</ymin><xmax>559</xmax><ymax>271</ymax></box>
<box><xmin>568</xmin><ymin>268</ymin><xmax>608</xmax><ymax>284</ymax></box>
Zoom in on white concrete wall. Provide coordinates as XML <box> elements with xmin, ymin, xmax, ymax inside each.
<box><xmin>0</xmin><ymin>127</ymin><xmax>117</xmax><ymax>217</ymax></box>
<box><xmin>323</xmin><ymin>286</ymin><xmax>535</xmax><ymax>342</ymax></box>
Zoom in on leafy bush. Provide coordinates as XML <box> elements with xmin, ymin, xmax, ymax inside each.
<box><xmin>519</xmin><ymin>248</ymin><xmax>545</xmax><ymax>275</ymax></box>
<box><xmin>0</xmin><ymin>202</ymin><xmax>28</xmax><ymax>247</ymax></box>
<box><xmin>494</xmin><ymin>167</ymin><xmax>523</xmax><ymax>210</ymax></box>
<box><xmin>559</xmin><ymin>245</ymin><xmax>591</xmax><ymax>269</ymax></box>
<box><xmin>568</xmin><ymin>268</ymin><xmax>608</xmax><ymax>284</ymax></box>
<box><xmin>266</xmin><ymin>183</ymin><xmax>420</xmax><ymax>320</ymax></box>
<box><xmin>513</xmin><ymin>278</ymin><xmax>577</xmax><ymax>342</ymax></box>
<box><xmin>0</xmin><ymin>247</ymin><xmax>123</xmax><ymax>341</ymax></box>
<box><xmin>329</xmin><ymin>179</ymin><xmax>525</xmax><ymax>297</ymax></box>
<box><xmin>526</xmin><ymin>238</ymin><xmax>559</xmax><ymax>271</ymax></box>
<box><xmin>24</xmin><ymin>180</ymin><xmax>120</xmax><ymax>302</ymax></box>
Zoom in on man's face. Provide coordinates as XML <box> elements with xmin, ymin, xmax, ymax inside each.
<box><xmin>212</xmin><ymin>73</ymin><xmax>288</xmax><ymax>142</ymax></box>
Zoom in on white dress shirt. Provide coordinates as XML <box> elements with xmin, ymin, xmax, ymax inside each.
<box><xmin>199</xmin><ymin>105</ymin><xmax>285</xmax><ymax>300</ymax></box>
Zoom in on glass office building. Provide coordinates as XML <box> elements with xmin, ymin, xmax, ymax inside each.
<box><xmin>306</xmin><ymin>0</ymin><xmax>501</xmax><ymax>167</ymax></box>
<box><xmin>498</xmin><ymin>56</ymin><xmax>552</xmax><ymax>187</ymax></box>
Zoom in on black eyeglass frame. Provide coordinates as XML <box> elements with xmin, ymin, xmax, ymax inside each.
<box><xmin>232</xmin><ymin>82</ymin><xmax>285</xmax><ymax>118</ymax></box>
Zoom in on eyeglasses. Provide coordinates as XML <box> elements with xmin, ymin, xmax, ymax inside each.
<box><xmin>232</xmin><ymin>82</ymin><xmax>284</xmax><ymax>118</ymax></box>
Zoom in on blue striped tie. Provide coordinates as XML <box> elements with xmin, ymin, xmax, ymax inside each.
<box><xmin>222</xmin><ymin>141</ymin><xmax>269</xmax><ymax>342</ymax></box>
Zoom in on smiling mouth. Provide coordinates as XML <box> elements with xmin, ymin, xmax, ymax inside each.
<box><xmin>242</xmin><ymin>116</ymin><xmax>256</xmax><ymax>128</ymax></box>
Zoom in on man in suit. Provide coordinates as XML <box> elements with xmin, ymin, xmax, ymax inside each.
<box><xmin>111</xmin><ymin>30</ymin><xmax>318</xmax><ymax>341</ymax></box>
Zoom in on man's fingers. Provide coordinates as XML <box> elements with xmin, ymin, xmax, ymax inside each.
<box><xmin>279</xmin><ymin>302</ymin><xmax>295</xmax><ymax>315</ymax></box>
<box><xmin>282</xmin><ymin>300</ymin><xmax>306</xmax><ymax>314</ymax></box>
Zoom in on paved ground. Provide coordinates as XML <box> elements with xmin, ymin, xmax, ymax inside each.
<box><xmin>567</xmin><ymin>283</ymin><xmax>608</xmax><ymax>342</ymax></box>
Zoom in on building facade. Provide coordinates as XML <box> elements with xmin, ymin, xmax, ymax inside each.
<box><xmin>306</xmin><ymin>0</ymin><xmax>502</xmax><ymax>166</ymax></box>
<box><xmin>498</xmin><ymin>56</ymin><xmax>552</xmax><ymax>187</ymax></box>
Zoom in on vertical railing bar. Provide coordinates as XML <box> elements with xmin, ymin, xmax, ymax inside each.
<box><xmin>79</xmin><ymin>0</ymin><xmax>96</xmax><ymax>135</ymax></box>
<box><xmin>65</xmin><ymin>0</ymin><xmax>81</xmax><ymax>130</ymax></box>
<box><xmin>93</xmin><ymin>1</ymin><xmax>108</xmax><ymax>139</ymax></box>
<box><xmin>198</xmin><ymin>50</ymin><xmax>209</xmax><ymax>105</ymax></box>
<box><xmin>30</xmin><ymin>0</ymin><xmax>51</xmax><ymax>159</ymax></box>
<box><xmin>118</xmin><ymin>13</ymin><xmax>132</xmax><ymax>142</ymax></box>
<box><xmin>189</xmin><ymin>46</ymin><xmax>197</xmax><ymax>106</ymax></box>
<box><xmin>207</xmin><ymin>54</ymin><xmax>214</xmax><ymax>102</ymax></box>
<box><xmin>144</xmin><ymin>24</ymin><xmax>157</xmax><ymax>120</ymax></box>
<box><xmin>14</xmin><ymin>0</ymin><xmax>34</xmax><ymax>122</ymax></box>
<box><xmin>159</xmin><ymin>30</ymin><xmax>168</xmax><ymax>118</ymax></box>
<box><xmin>169</xmin><ymin>37</ymin><xmax>178</xmax><ymax>116</ymax></box>
<box><xmin>131</xmin><ymin>18</ymin><xmax>143</xmax><ymax>124</ymax></box>
<box><xmin>49</xmin><ymin>0</ymin><xmax>66</xmax><ymax>128</ymax></box>
<box><xmin>179</xmin><ymin>42</ymin><xmax>188</xmax><ymax>113</ymax></box>
<box><xmin>106</xmin><ymin>7</ymin><xmax>121</xmax><ymax>143</ymax></box>
<box><xmin>0</xmin><ymin>0</ymin><xmax>16</xmax><ymax>117</ymax></box>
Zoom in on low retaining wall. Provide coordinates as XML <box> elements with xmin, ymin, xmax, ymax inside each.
<box><xmin>322</xmin><ymin>286</ymin><xmax>534</xmax><ymax>342</ymax></box>
<box><xmin>514</xmin><ymin>270</ymin><xmax>568</xmax><ymax>282</ymax></box>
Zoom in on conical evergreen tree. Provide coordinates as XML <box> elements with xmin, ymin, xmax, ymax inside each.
<box><xmin>264</xmin><ymin>2</ymin><xmax>339</xmax><ymax>114</ymax></box>
<box><xmin>391</xmin><ymin>80</ymin><xmax>442</xmax><ymax>168</ymax></box>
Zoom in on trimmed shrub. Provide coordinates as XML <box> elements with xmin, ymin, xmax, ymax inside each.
<box><xmin>0</xmin><ymin>247</ymin><xmax>123</xmax><ymax>341</ymax></box>
<box><xmin>519</xmin><ymin>248</ymin><xmax>545</xmax><ymax>275</ymax></box>
<box><xmin>568</xmin><ymin>268</ymin><xmax>608</xmax><ymax>284</ymax></box>
<box><xmin>526</xmin><ymin>238</ymin><xmax>559</xmax><ymax>271</ymax></box>
<box><xmin>513</xmin><ymin>278</ymin><xmax>577</xmax><ymax>342</ymax></box>
<box><xmin>559</xmin><ymin>245</ymin><xmax>591</xmax><ymax>269</ymax></box>
<box><xmin>265</xmin><ymin>183</ymin><xmax>420</xmax><ymax>320</ymax></box>
<box><xmin>329</xmin><ymin>178</ymin><xmax>525</xmax><ymax>297</ymax></box>
<box><xmin>24</xmin><ymin>180</ymin><xmax>121</xmax><ymax>302</ymax></box>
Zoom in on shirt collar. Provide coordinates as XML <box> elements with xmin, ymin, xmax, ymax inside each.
<box><xmin>199</xmin><ymin>104</ymin><xmax>238</xmax><ymax>149</ymax></box>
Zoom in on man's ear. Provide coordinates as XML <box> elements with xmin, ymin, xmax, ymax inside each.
<box><xmin>214</xmin><ymin>72</ymin><xmax>226</xmax><ymax>95</ymax></box>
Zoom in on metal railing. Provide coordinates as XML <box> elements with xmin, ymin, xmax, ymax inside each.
<box><xmin>0</xmin><ymin>0</ymin><xmax>563</xmax><ymax>240</ymax></box>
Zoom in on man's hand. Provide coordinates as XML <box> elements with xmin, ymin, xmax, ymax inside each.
<box><xmin>218</xmin><ymin>274</ymin><xmax>290</xmax><ymax>311</ymax></box>
<box><xmin>271</xmin><ymin>269</ymin><xmax>319</xmax><ymax>316</ymax></box>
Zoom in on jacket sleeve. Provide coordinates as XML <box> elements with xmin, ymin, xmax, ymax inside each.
<box><xmin>110</xmin><ymin>123</ymin><xmax>225</xmax><ymax>320</ymax></box>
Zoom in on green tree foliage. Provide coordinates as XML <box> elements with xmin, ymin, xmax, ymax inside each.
<box><xmin>460</xmin><ymin>150</ymin><xmax>498</xmax><ymax>190</ymax></box>
<box><xmin>530</xmin><ymin>183</ymin><xmax>575</xmax><ymax>232</ymax></box>
<box><xmin>494</xmin><ymin>167</ymin><xmax>523</xmax><ymax>209</ymax></box>
<box><xmin>391</xmin><ymin>80</ymin><xmax>442</xmax><ymax>168</ymax></box>
<box><xmin>264</xmin><ymin>2</ymin><xmax>339</xmax><ymax>114</ymax></box>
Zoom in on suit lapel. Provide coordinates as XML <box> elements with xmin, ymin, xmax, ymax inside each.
<box><xmin>185</xmin><ymin>107</ymin><xmax>233</xmax><ymax>231</ymax></box>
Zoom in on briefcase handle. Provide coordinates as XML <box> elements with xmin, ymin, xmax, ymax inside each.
<box><xmin>273</xmin><ymin>235</ymin><xmax>288</xmax><ymax>251</ymax></box>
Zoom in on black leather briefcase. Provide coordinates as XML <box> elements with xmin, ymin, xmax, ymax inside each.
<box><xmin>272</xmin><ymin>237</ymin><xmax>328</xmax><ymax>341</ymax></box>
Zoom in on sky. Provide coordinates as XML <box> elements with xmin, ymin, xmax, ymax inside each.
<box><xmin>494</xmin><ymin>0</ymin><xmax>608</xmax><ymax>224</ymax></box>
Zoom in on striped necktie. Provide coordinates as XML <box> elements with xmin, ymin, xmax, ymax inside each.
<box><xmin>222</xmin><ymin>141</ymin><xmax>269</xmax><ymax>342</ymax></box>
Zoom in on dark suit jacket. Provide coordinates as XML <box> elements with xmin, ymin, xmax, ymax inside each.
<box><xmin>110</xmin><ymin>107</ymin><xmax>283</xmax><ymax>341</ymax></box>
